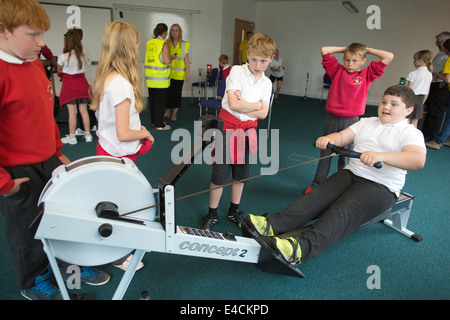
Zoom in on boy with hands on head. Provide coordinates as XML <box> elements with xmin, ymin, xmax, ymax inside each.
<box><xmin>307</xmin><ymin>43</ymin><xmax>394</xmax><ymax>193</ymax></box>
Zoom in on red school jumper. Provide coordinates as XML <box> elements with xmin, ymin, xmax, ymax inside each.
<box><xmin>322</xmin><ymin>53</ymin><xmax>387</xmax><ymax>118</ymax></box>
<box><xmin>0</xmin><ymin>58</ymin><xmax>63</xmax><ymax>194</ymax></box>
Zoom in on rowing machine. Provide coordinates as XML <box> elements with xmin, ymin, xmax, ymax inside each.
<box><xmin>31</xmin><ymin>117</ymin><xmax>304</xmax><ymax>300</ymax></box>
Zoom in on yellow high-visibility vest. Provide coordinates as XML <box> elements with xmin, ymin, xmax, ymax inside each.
<box><xmin>169</xmin><ymin>41</ymin><xmax>190</xmax><ymax>81</ymax></box>
<box><xmin>144</xmin><ymin>38</ymin><xmax>170</xmax><ymax>88</ymax></box>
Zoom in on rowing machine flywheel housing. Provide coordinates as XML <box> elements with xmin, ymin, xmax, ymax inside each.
<box><xmin>35</xmin><ymin>156</ymin><xmax>158</xmax><ymax>266</ymax></box>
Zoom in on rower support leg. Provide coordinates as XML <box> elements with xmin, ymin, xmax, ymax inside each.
<box><xmin>43</xmin><ymin>238</ymin><xmax>146</xmax><ymax>300</ymax></box>
<box><xmin>42</xmin><ymin>238</ymin><xmax>71</xmax><ymax>300</ymax></box>
<box><xmin>361</xmin><ymin>192</ymin><xmax>422</xmax><ymax>242</ymax></box>
<box><xmin>381</xmin><ymin>193</ymin><xmax>422</xmax><ymax>242</ymax></box>
<box><xmin>112</xmin><ymin>249</ymin><xmax>146</xmax><ymax>300</ymax></box>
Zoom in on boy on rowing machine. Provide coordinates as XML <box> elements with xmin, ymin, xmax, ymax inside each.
<box><xmin>244</xmin><ymin>85</ymin><xmax>426</xmax><ymax>265</ymax></box>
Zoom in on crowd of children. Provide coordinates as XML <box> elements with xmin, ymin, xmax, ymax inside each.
<box><xmin>0</xmin><ymin>0</ymin><xmax>448</xmax><ymax>300</ymax></box>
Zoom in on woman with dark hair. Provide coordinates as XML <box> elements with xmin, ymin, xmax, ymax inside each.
<box><xmin>144</xmin><ymin>23</ymin><xmax>172</xmax><ymax>130</ymax></box>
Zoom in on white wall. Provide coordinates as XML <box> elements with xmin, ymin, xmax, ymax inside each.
<box><xmin>254</xmin><ymin>0</ymin><xmax>450</xmax><ymax>104</ymax></box>
<box><xmin>39</xmin><ymin>0</ymin><xmax>450</xmax><ymax>103</ymax></box>
<box><xmin>40</xmin><ymin>0</ymin><xmax>225</xmax><ymax>97</ymax></box>
<box><xmin>219</xmin><ymin>0</ymin><xmax>257</xmax><ymax>63</ymax></box>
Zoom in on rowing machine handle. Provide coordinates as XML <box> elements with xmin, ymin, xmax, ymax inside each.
<box><xmin>328</xmin><ymin>144</ymin><xmax>382</xmax><ymax>169</ymax></box>
<box><xmin>314</xmin><ymin>143</ymin><xmax>382</xmax><ymax>169</ymax></box>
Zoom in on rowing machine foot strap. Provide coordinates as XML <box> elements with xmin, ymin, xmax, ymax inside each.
<box><xmin>256</xmin><ymin>236</ymin><xmax>305</xmax><ymax>278</ymax></box>
<box><xmin>237</xmin><ymin>215</ymin><xmax>305</xmax><ymax>278</ymax></box>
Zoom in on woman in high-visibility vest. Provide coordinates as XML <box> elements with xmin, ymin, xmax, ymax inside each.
<box><xmin>165</xmin><ymin>24</ymin><xmax>190</xmax><ymax>121</ymax></box>
<box><xmin>145</xmin><ymin>23</ymin><xmax>172</xmax><ymax>130</ymax></box>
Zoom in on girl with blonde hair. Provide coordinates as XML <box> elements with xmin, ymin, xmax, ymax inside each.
<box><xmin>91</xmin><ymin>21</ymin><xmax>153</xmax><ymax>161</ymax></box>
<box><xmin>406</xmin><ymin>50</ymin><xmax>433</xmax><ymax>127</ymax></box>
<box><xmin>91</xmin><ymin>21</ymin><xmax>154</xmax><ymax>270</ymax></box>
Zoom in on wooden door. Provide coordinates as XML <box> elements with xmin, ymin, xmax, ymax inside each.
<box><xmin>233</xmin><ymin>18</ymin><xmax>255</xmax><ymax>65</ymax></box>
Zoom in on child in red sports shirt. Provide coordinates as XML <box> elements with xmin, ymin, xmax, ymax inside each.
<box><xmin>306</xmin><ymin>43</ymin><xmax>394</xmax><ymax>193</ymax></box>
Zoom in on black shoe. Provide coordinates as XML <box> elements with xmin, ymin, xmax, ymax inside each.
<box><xmin>79</xmin><ymin>267</ymin><xmax>110</xmax><ymax>286</ymax></box>
<box><xmin>227</xmin><ymin>209</ymin><xmax>244</xmax><ymax>228</ymax></box>
<box><xmin>58</xmin><ymin>266</ymin><xmax>110</xmax><ymax>286</ymax></box>
<box><xmin>198</xmin><ymin>214</ymin><xmax>218</xmax><ymax>230</ymax></box>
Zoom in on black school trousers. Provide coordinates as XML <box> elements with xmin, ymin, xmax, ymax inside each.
<box><xmin>311</xmin><ymin>114</ymin><xmax>359</xmax><ymax>186</ymax></box>
<box><xmin>0</xmin><ymin>155</ymin><xmax>61</xmax><ymax>289</ymax></box>
<box><xmin>148</xmin><ymin>87</ymin><xmax>169</xmax><ymax>127</ymax></box>
<box><xmin>267</xmin><ymin>169</ymin><xmax>397</xmax><ymax>263</ymax></box>
<box><xmin>421</xmin><ymin>82</ymin><xmax>450</xmax><ymax>141</ymax></box>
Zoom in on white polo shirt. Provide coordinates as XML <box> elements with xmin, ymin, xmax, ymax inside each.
<box><xmin>221</xmin><ymin>64</ymin><xmax>272</xmax><ymax>121</ymax></box>
<box><xmin>346</xmin><ymin>117</ymin><xmax>426</xmax><ymax>196</ymax></box>
<box><xmin>96</xmin><ymin>74</ymin><xmax>141</xmax><ymax>157</ymax></box>
<box><xmin>57</xmin><ymin>50</ymin><xmax>89</xmax><ymax>74</ymax></box>
<box><xmin>269</xmin><ymin>57</ymin><xmax>284</xmax><ymax>78</ymax></box>
<box><xmin>406</xmin><ymin>66</ymin><xmax>432</xmax><ymax>95</ymax></box>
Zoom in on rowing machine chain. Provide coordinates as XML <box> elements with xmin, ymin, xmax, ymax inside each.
<box><xmin>119</xmin><ymin>153</ymin><xmax>337</xmax><ymax>217</ymax></box>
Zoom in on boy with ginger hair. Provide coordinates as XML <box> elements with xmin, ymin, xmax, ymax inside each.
<box><xmin>0</xmin><ymin>0</ymin><xmax>109</xmax><ymax>300</ymax></box>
